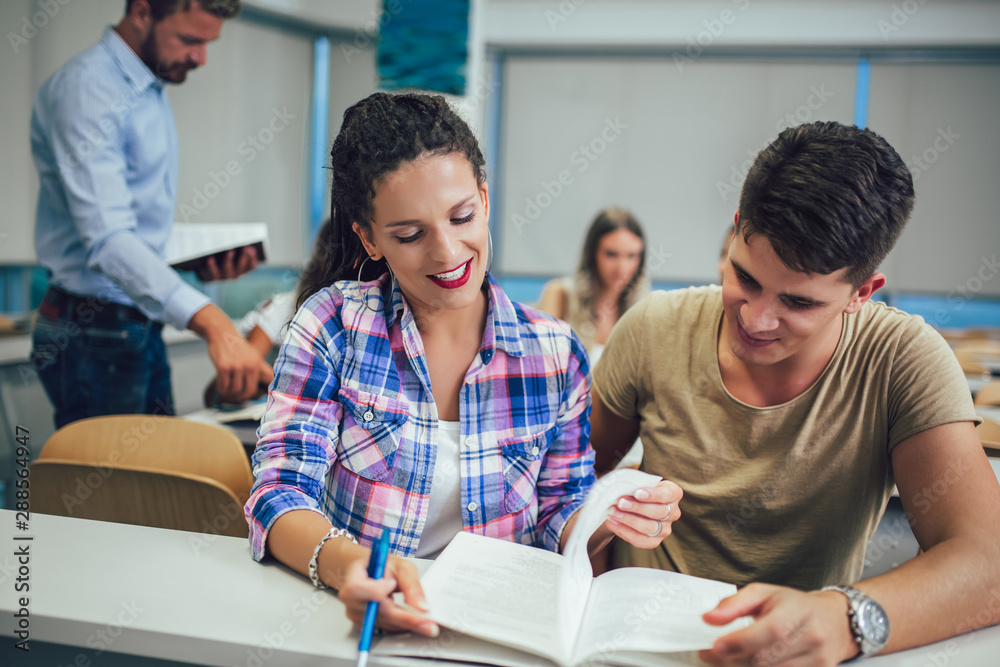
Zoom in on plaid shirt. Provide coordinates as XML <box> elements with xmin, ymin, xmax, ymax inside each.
<box><xmin>245</xmin><ymin>274</ymin><xmax>594</xmax><ymax>560</ymax></box>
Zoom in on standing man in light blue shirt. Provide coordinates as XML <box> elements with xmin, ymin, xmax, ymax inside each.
<box><xmin>30</xmin><ymin>0</ymin><xmax>272</xmax><ymax>428</ymax></box>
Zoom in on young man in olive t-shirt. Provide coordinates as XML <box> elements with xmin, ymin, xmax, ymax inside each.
<box><xmin>590</xmin><ymin>122</ymin><xmax>1000</xmax><ymax>665</ymax></box>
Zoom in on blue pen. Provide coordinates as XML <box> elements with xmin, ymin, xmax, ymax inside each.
<box><xmin>357</xmin><ymin>528</ymin><xmax>390</xmax><ymax>667</ymax></box>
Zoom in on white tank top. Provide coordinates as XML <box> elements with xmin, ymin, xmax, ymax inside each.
<box><xmin>415</xmin><ymin>420</ymin><xmax>464</xmax><ymax>559</ymax></box>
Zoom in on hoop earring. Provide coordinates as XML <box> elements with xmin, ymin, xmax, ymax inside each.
<box><xmin>487</xmin><ymin>228</ymin><xmax>494</xmax><ymax>275</ymax></box>
<box><xmin>357</xmin><ymin>256</ymin><xmax>394</xmax><ymax>313</ymax></box>
<box><xmin>356</xmin><ymin>256</ymin><xmax>371</xmax><ymax>284</ymax></box>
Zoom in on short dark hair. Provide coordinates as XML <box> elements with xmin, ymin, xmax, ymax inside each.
<box><xmin>125</xmin><ymin>0</ymin><xmax>241</xmax><ymax>20</ymax></box>
<box><xmin>297</xmin><ymin>91</ymin><xmax>487</xmax><ymax>308</ymax></box>
<box><xmin>737</xmin><ymin>121</ymin><xmax>915</xmax><ymax>288</ymax></box>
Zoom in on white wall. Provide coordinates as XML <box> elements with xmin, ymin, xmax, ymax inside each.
<box><xmin>245</xmin><ymin>0</ymin><xmax>381</xmax><ymax>32</ymax></box>
<box><xmin>0</xmin><ymin>0</ymin><xmax>314</xmax><ymax>265</ymax></box>
<box><xmin>872</xmin><ymin>63</ymin><xmax>1000</xmax><ymax>296</ymax></box>
<box><xmin>0</xmin><ymin>0</ymin><xmax>59</xmax><ymax>264</ymax></box>
<box><xmin>486</xmin><ymin>0</ymin><xmax>1000</xmax><ymax>294</ymax></box>
<box><xmin>499</xmin><ymin>57</ymin><xmax>857</xmax><ymax>281</ymax></box>
<box><xmin>485</xmin><ymin>0</ymin><xmax>1000</xmax><ymax>49</ymax></box>
<box><xmin>169</xmin><ymin>20</ymin><xmax>313</xmax><ymax>265</ymax></box>
<box><xmin>5</xmin><ymin>0</ymin><xmax>998</xmax><ymax>292</ymax></box>
<box><xmin>324</xmin><ymin>39</ymin><xmax>379</xmax><ymax>229</ymax></box>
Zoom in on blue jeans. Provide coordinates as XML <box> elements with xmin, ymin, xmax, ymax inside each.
<box><xmin>30</xmin><ymin>315</ymin><xmax>175</xmax><ymax>429</ymax></box>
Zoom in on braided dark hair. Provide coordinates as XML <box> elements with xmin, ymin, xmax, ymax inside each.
<box><xmin>298</xmin><ymin>91</ymin><xmax>487</xmax><ymax>309</ymax></box>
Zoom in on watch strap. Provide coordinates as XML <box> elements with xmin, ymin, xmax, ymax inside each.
<box><xmin>821</xmin><ymin>585</ymin><xmax>889</xmax><ymax>658</ymax></box>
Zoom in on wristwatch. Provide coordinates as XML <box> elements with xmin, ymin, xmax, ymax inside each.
<box><xmin>822</xmin><ymin>585</ymin><xmax>890</xmax><ymax>658</ymax></box>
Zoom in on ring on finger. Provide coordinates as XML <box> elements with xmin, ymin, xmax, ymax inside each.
<box><xmin>645</xmin><ymin>519</ymin><xmax>663</xmax><ymax>538</ymax></box>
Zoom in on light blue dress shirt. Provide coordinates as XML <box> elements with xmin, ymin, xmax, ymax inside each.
<box><xmin>31</xmin><ymin>26</ymin><xmax>210</xmax><ymax>329</ymax></box>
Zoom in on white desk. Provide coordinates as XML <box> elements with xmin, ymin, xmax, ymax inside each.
<box><xmin>1</xmin><ymin>511</ymin><xmax>998</xmax><ymax>666</ymax></box>
<box><xmin>0</xmin><ymin>510</ymin><xmax>376</xmax><ymax>666</ymax></box>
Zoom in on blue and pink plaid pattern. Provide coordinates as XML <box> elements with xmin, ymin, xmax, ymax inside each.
<box><xmin>245</xmin><ymin>274</ymin><xmax>595</xmax><ymax>559</ymax></box>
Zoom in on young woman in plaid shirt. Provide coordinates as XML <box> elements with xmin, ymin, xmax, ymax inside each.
<box><xmin>245</xmin><ymin>92</ymin><xmax>681</xmax><ymax>637</ymax></box>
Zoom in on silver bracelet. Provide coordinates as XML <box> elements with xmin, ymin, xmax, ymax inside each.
<box><xmin>308</xmin><ymin>527</ymin><xmax>357</xmax><ymax>590</ymax></box>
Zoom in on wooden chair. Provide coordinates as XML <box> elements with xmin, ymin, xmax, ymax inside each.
<box><xmin>30</xmin><ymin>415</ymin><xmax>253</xmax><ymax>537</ymax></box>
<box><xmin>955</xmin><ymin>339</ymin><xmax>1000</xmax><ymax>358</ymax></box>
<box><xmin>955</xmin><ymin>349</ymin><xmax>989</xmax><ymax>377</ymax></box>
<box><xmin>975</xmin><ymin>382</ymin><xmax>1000</xmax><ymax>407</ymax></box>
<box><xmin>959</xmin><ymin>328</ymin><xmax>1000</xmax><ymax>343</ymax></box>
<box><xmin>978</xmin><ymin>416</ymin><xmax>1000</xmax><ymax>458</ymax></box>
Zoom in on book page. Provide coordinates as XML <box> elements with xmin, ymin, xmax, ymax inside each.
<box><xmin>595</xmin><ymin>650</ymin><xmax>703</xmax><ymax>667</ymax></box>
<box><xmin>420</xmin><ymin>531</ymin><xmax>570</xmax><ymax>665</ymax></box>
<box><xmin>373</xmin><ymin>628</ymin><xmax>558</xmax><ymax>667</ymax></box>
<box><xmin>572</xmin><ymin>568</ymin><xmax>749</xmax><ymax>664</ymax></box>
<box><xmin>559</xmin><ymin>469</ymin><xmax>662</xmax><ymax>651</ymax></box>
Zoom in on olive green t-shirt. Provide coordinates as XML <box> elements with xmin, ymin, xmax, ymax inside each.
<box><xmin>594</xmin><ymin>286</ymin><xmax>978</xmax><ymax>590</ymax></box>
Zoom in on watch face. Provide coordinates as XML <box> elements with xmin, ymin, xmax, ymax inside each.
<box><xmin>858</xmin><ymin>600</ymin><xmax>890</xmax><ymax>646</ymax></box>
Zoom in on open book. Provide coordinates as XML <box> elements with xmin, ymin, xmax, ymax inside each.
<box><xmin>165</xmin><ymin>222</ymin><xmax>269</xmax><ymax>271</ymax></box>
<box><xmin>375</xmin><ymin>469</ymin><xmax>748</xmax><ymax>667</ymax></box>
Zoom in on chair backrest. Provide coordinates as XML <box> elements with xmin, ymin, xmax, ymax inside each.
<box><xmin>978</xmin><ymin>416</ymin><xmax>1000</xmax><ymax>456</ymax></box>
<box><xmin>31</xmin><ymin>415</ymin><xmax>253</xmax><ymax>536</ymax></box>
<box><xmin>955</xmin><ymin>349</ymin><xmax>989</xmax><ymax>376</ymax></box>
<box><xmin>36</xmin><ymin>415</ymin><xmax>253</xmax><ymax>502</ymax></box>
<box><xmin>957</xmin><ymin>329</ymin><xmax>1000</xmax><ymax>344</ymax></box>
<box><xmin>975</xmin><ymin>382</ymin><xmax>1000</xmax><ymax>407</ymax></box>
<box><xmin>30</xmin><ymin>462</ymin><xmax>248</xmax><ymax>537</ymax></box>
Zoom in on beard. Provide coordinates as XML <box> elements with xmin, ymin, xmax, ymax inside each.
<box><xmin>138</xmin><ymin>29</ymin><xmax>194</xmax><ymax>84</ymax></box>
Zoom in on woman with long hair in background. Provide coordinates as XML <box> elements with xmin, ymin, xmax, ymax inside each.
<box><xmin>537</xmin><ymin>208</ymin><xmax>650</xmax><ymax>364</ymax></box>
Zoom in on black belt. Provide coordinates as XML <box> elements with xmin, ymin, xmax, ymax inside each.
<box><xmin>39</xmin><ymin>286</ymin><xmax>150</xmax><ymax>324</ymax></box>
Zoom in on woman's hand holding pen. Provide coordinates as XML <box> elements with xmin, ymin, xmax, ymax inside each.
<box><xmin>603</xmin><ymin>479</ymin><xmax>683</xmax><ymax>549</ymax></box>
<box><xmin>337</xmin><ymin>551</ymin><xmax>440</xmax><ymax>638</ymax></box>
